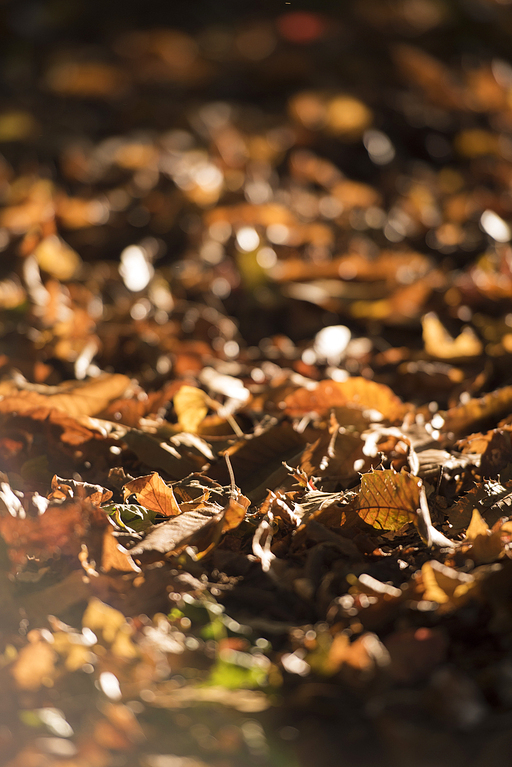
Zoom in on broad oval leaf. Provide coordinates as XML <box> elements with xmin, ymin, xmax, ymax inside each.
<box><xmin>353</xmin><ymin>469</ymin><xmax>421</xmax><ymax>531</ymax></box>
<box><xmin>284</xmin><ymin>378</ymin><xmax>408</xmax><ymax>423</ymax></box>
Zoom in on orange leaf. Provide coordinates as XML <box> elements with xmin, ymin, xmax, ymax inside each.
<box><xmin>284</xmin><ymin>377</ymin><xmax>408</xmax><ymax>423</ymax></box>
<box><xmin>0</xmin><ymin>374</ymin><xmax>130</xmax><ymax>419</ymax></box>
<box><xmin>122</xmin><ymin>472</ymin><xmax>181</xmax><ymax>516</ymax></box>
<box><xmin>352</xmin><ymin>469</ymin><xmax>421</xmax><ymax>531</ymax></box>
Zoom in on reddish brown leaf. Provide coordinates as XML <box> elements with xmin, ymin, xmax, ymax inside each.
<box><xmin>0</xmin><ymin>497</ymin><xmax>107</xmax><ymax>566</ymax></box>
<box><xmin>49</xmin><ymin>475</ymin><xmax>113</xmax><ymax>506</ymax></box>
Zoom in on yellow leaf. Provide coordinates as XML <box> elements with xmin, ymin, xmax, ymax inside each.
<box><xmin>422</xmin><ymin>312</ymin><xmax>482</xmax><ymax>359</ymax></box>
<box><xmin>464</xmin><ymin>508</ymin><xmax>490</xmax><ymax>541</ymax></box>
<box><xmin>174</xmin><ymin>385</ymin><xmax>209</xmax><ymax>433</ymax></box>
<box><xmin>34</xmin><ymin>235</ymin><xmax>82</xmax><ymax>280</ymax></box>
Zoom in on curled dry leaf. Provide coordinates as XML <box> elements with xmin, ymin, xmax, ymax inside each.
<box><xmin>128</xmin><ymin>487</ymin><xmax>249</xmax><ymax>562</ymax></box>
<box><xmin>128</xmin><ymin>506</ymin><xmax>222</xmax><ymax>562</ymax></box>
<box><xmin>49</xmin><ymin>474</ymin><xmax>113</xmax><ymax>506</ymax></box>
<box><xmin>442</xmin><ymin>385</ymin><xmax>512</xmax><ymax>439</ymax></box>
<box><xmin>122</xmin><ymin>471</ymin><xmax>181</xmax><ymax>516</ymax></box>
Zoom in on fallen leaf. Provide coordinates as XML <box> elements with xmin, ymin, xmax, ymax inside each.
<box><xmin>173</xmin><ymin>385</ymin><xmax>209</xmax><ymax>433</ymax></box>
<box><xmin>128</xmin><ymin>506</ymin><xmax>222</xmax><ymax>562</ymax></box>
<box><xmin>422</xmin><ymin>312</ymin><xmax>483</xmax><ymax>358</ymax></box>
<box><xmin>284</xmin><ymin>378</ymin><xmax>408</xmax><ymax>423</ymax></box>
<box><xmin>0</xmin><ymin>374</ymin><xmax>131</xmax><ymax>419</ymax></box>
<box><xmin>101</xmin><ymin>527</ymin><xmax>140</xmax><ymax>573</ymax></box>
<box><xmin>351</xmin><ymin>469</ymin><xmax>421</xmax><ymax>531</ymax></box>
<box><xmin>122</xmin><ymin>472</ymin><xmax>181</xmax><ymax>516</ymax></box>
<box><xmin>11</xmin><ymin>633</ymin><xmax>57</xmax><ymax>690</ymax></box>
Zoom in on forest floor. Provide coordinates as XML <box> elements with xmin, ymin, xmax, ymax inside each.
<box><xmin>3</xmin><ymin>1</ymin><xmax>512</xmax><ymax>765</ymax></box>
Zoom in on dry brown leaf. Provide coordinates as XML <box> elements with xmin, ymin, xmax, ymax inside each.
<box><xmin>49</xmin><ymin>475</ymin><xmax>113</xmax><ymax>506</ymax></box>
<box><xmin>300</xmin><ymin>411</ymin><xmax>368</xmax><ymax>488</ymax></box>
<box><xmin>284</xmin><ymin>377</ymin><xmax>408</xmax><ymax>423</ymax></box>
<box><xmin>442</xmin><ymin>385</ymin><xmax>512</xmax><ymax>439</ymax></box>
<box><xmin>101</xmin><ymin>527</ymin><xmax>141</xmax><ymax>573</ymax></box>
<box><xmin>0</xmin><ymin>374</ymin><xmax>131</xmax><ymax>419</ymax></box>
<box><xmin>221</xmin><ymin>495</ymin><xmax>249</xmax><ymax>532</ymax></box>
<box><xmin>128</xmin><ymin>506</ymin><xmax>222</xmax><ymax>562</ymax></box>
<box><xmin>122</xmin><ymin>472</ymin><xmax>181</xmax><ymax>517</ymax></box>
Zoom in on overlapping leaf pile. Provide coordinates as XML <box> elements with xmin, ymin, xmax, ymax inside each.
<box><xmin>4</xmin><ymin>1</ymin><xmax>512</xmax><ymax>765</ymax></box>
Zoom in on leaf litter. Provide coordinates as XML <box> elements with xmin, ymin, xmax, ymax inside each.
<box><xmin>3</xmin><ymin>2</ymin><xmax>512</xmax><ymax>766</ymax></box>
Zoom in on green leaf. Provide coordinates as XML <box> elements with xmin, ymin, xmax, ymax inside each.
<box><xmin>206</xmin><ymin>658</ymin><xmax>268</xmax><ymax>690</ymax></box>
<box><xmin>103</xmin><ymin>503</ymin><xmax>157</xmax><ymax>533</ymax></box>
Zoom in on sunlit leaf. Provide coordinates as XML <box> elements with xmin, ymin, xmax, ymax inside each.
<box><xmin>173</xmin><ymin>385</ymin><xmax>209</xmax><ymax>433</ymax></box>
<box><xmin>352</xmin><ymin>469</ymin><xmax>421</xmax><ymax>531</ymax></box>
<box><xmin>0</xmin><ymin>374</ymin><xmax>131</xmax><ymax>419</ymax></box>
<box><xmin>122</xmin><ymin>472</ymin><xmax>181</xmax><ymax>516</ymax></box>
<box><xmin>422</xmin><ymin>312</ymin><xmax>483</xmax><ymax>359</ymax></box>
<box><xmin>284</xmin><ymin>378</ymin><xmax>408</xmax><ymax>423</ymax></box>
